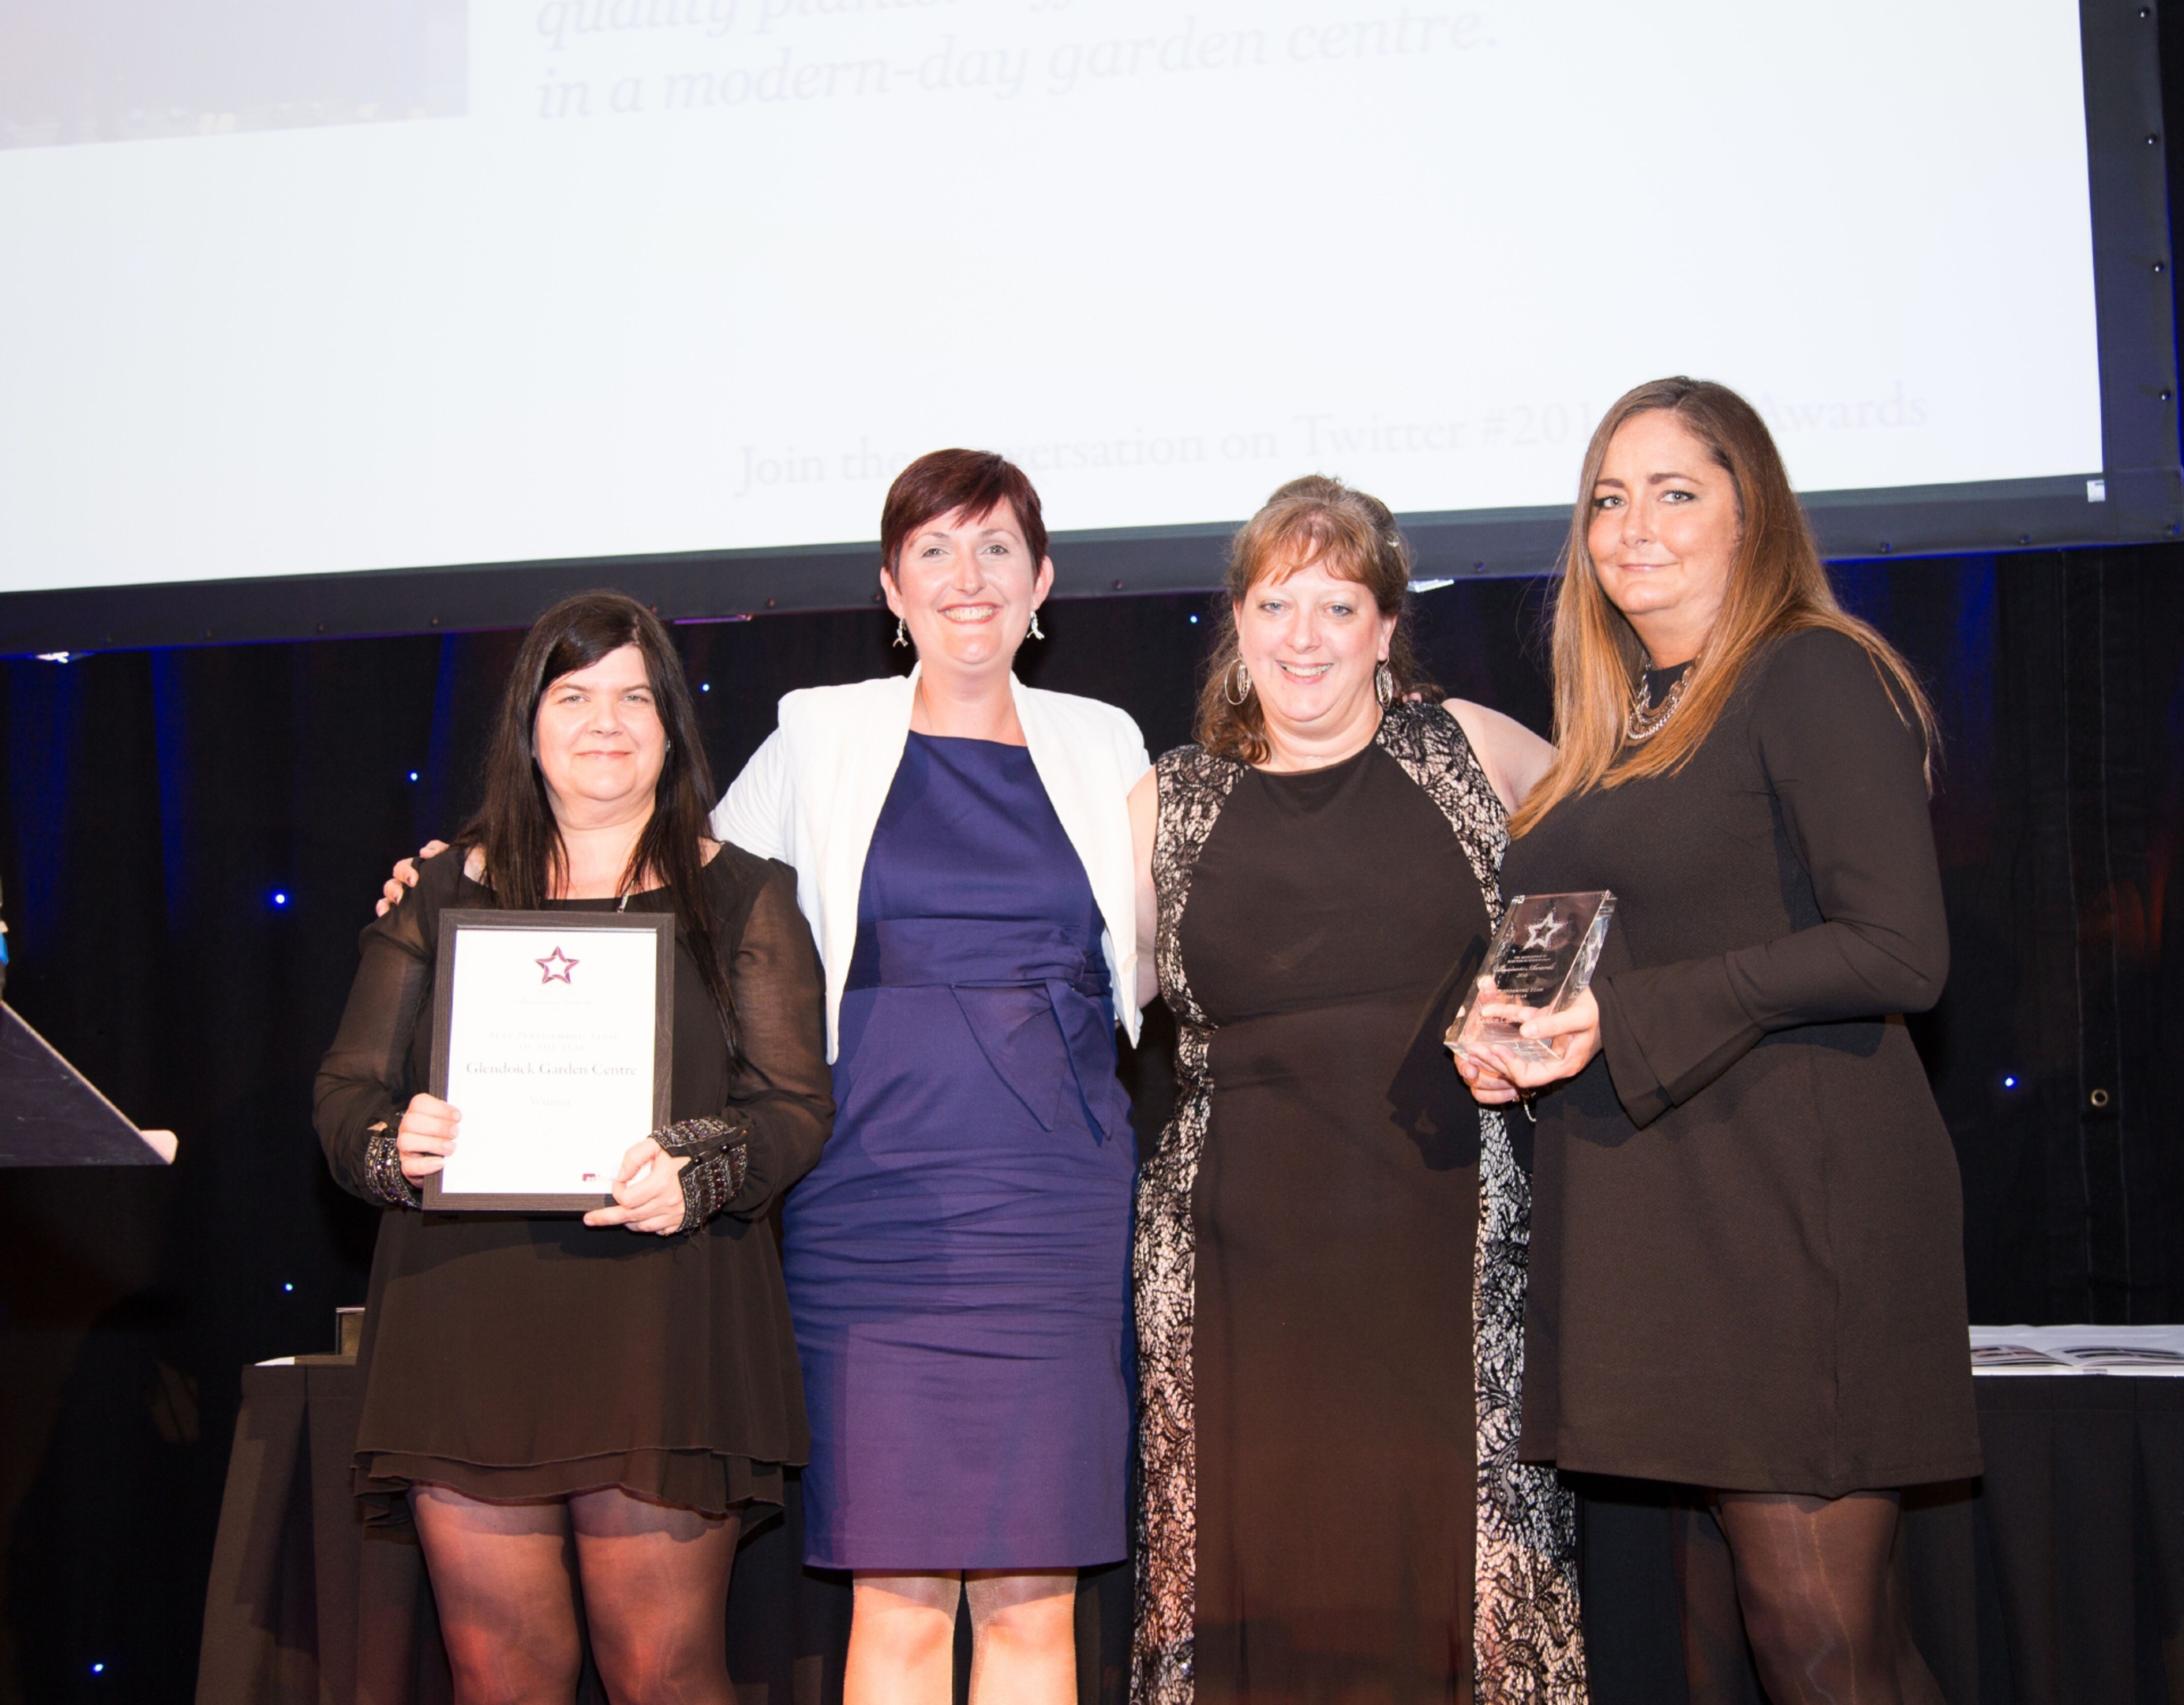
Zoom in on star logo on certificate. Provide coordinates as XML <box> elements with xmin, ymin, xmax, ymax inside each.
<box><xmin>536</xmin><ymin>946</ymin><xmax>579</xmax><ymax>984</ymax></box>
<box><xmin>1523</xmin><ymin>911</ymin><xmax>1567</xmax><ymax>952</ymax></box>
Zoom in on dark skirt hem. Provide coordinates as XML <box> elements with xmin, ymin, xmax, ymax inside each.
<box><xmin>1523</xmin><ymin>1440</ymin><xmax>1986</xmax><ymax>1498</ymax></box>
<box><xmin>355</xmin><ymin>1447</ymin><xmax>786</xmax><ymax>1528</ymax></box>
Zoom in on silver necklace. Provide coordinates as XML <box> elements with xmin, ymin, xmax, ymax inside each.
<box><xmin>1624</xmin><ymin>658</ymin><xmax>1694</xmax><ymax>744</ymax></box>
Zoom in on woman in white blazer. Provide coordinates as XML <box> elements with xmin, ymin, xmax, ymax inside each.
<box><xmin>721</xmin><ymin>449</ymin><xmax>1148</xmax><ymax>1705</ymax></box>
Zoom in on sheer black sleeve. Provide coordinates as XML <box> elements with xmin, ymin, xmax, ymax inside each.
<box><xmin>1595</xmin><ymin>628</ymin><xmax>1949</xmax><ymax>1126</ymax></box>
<box><xmin>313</xmin><ymin>860</ymin><xmax>448</xmax><ymax>1206</ymax></box>
<box><xmin>718</xmin><ymin>857</ymin><xmax>832</xmax><ymax>1217</ymax></box>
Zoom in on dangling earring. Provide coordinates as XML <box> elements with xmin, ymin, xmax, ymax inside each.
<box><xmin>893</xmin><ymin>617</ymin><xmax>908</xmax><ymax>649</ymax></box>
<box><xmin>1224</xmin><ymin>659</ymin><xmax>1252</xmax><ymax>706</ymax></box>
<box><xmin>1028</xmin><ymin>609</ymin><xmax>1045</xmax><ymax>641</ymax></box>
<box><xmin>1375</xmin><ymin>661</ymin><xmax>1394</xmax><ymax>707</ymax></box>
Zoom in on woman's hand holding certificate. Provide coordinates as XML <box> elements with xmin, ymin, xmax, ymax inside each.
<box><xmin>400</xmin><ymin>1089</ymin><xmax>690</xmax><ymax>1234</ymax></box>
<box><xmin>395</xmin><ymin>1092</ymin><xmax>460</xmax><ymax>1183</ymax></box>
<box><xmin>582</xmin><ymin>1136</ymin><xmax>691</xmax><ymax>1236</ymax></box>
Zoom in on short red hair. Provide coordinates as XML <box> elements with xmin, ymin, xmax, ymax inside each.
<box><xmin>880</xmin><ymin>449</ymin><xmax>1048</xmax><ymax>575</ymax></box>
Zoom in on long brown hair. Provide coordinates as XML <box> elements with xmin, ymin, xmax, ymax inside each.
<box><xmin>459</xmin><ymin>591</ymin><xmax>735</xmax><ymax>1040</ymax></box>
<box><xmin>1509</xmin><ymin>377</ymin><xmax>1936</xmax><ymax>837</ymax></box>
<box><xmin>1195</xmin><ymin>475</ymin><xmax>1433</xmax><ymax>766</ymax></box>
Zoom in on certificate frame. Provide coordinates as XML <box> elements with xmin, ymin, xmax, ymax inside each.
<box><xmin>422</xmin><ymin>908</ymin><xmax>675</xmax><ymax>1213</ymax></box>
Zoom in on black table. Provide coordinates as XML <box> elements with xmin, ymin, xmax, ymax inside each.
<box><xmin>1579</xmin><ymin>1376</ymin><xmax>2184</xmax><ymax>1705</ymax></box>
<box><xmin>198</xmin><ymin>1363</ymin><xmax>2182</xmax><ymax>1705</ymax></box>
<box><xmin>194</xmin><ymin>1358</ymin><xmax>1129</xmax><ymax>1705</ymax></box>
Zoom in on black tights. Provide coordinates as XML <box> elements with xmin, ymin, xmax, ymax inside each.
<box><xmin>410</xmin><ymin>1482</ymin><xmax>741</xmax><ymax>1705</ymax></box>
<box><xmin>1674</xmin><ymin>1490</ymin><xmax>1944</xmax><ymax>1705</ymax></box>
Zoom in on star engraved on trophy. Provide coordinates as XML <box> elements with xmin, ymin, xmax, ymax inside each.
<box><xmin>535</xmin><ymin>946</ymin><xmax>579</xmax><ymax>985</ymax></box>
<box><xmin>1446</xmin><ymin>891</ymin><xmax>1617</xmax><ymax>1065</ymax></box>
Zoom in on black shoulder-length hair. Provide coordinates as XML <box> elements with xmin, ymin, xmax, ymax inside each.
<box><xmin>457</xmin><ymin>590</ymin><xmax>733</xmax><ymax>1041</ymax></box>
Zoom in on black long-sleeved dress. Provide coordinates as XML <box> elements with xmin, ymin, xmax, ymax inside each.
<box><xmin>1503</xmin><ymin>628</ymin><xmax>1980</xmax><ymax>1495</ymax></box>
<box><xmin>313</xmin><ymin>842</ymin><xmax>832</xmax><ymax>1520</ymax></box>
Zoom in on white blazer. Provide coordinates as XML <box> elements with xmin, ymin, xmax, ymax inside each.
<box><xmin>712</xmin><ymin>667</ymin><xmax>1152</xmax><ymax>1062</ymax></box>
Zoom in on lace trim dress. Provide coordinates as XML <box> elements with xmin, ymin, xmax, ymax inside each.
<box><xmin>1131</xmin><ymin>701</ymin><xmax>1585</xmax><ymax>1703</ymax></box>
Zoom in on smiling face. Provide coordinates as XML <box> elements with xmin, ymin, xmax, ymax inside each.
<box><xmin>531</xmin><ymin>643</ymin><xmax>666</xmax><ymax>823</ymax></box>
<box><xmin>1586</xmin><ymin>408</ymin><xmax>1742</xmax><ymax>667</ymax></box>
<box><xmin>1234</xmin><ymin>553</ymin><xmax>1397</xmax><ymax>765</ymax></box>
<box><xmin>882</xmin><ymin>500</ymin><xmax>1055</xmax><ymax>680</ymax></box>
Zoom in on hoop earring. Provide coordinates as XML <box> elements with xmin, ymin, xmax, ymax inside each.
<box><xmin>893</xmin><ymin>617</ymin><xmax>908</xmax><ymax>649</ymax></box>
<box><xmin>1224</xmin><ymin>659</ymin><xmax>1252</xmax><ymax>706</ymax></box>
<box><xmin>1375</xmin><ymin>661</ymin><xmax>1394</xmax><ymax>708</ymax></box>
<box><xmin>1028</xmin><ymin>609</ymin><xmax>1045</xmax><ymax>641</ymax></box>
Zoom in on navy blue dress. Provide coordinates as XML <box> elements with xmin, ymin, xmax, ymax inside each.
<box><xmin>781</xmin><ymin>733</ymin><xmax>1136</xmax><ymax>1570</ymax></box>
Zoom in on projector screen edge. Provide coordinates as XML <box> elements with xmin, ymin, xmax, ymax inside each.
<box><xmin>3</xmin><ymin>470</ymin><xmax>2175</xmax><ymax>658</ymax></box>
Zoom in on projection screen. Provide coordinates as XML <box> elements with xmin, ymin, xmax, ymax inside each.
<box><xmin>0</xmin><ymin>0</ymin><xmax>2175</xmax><ymax>649</ymax></box>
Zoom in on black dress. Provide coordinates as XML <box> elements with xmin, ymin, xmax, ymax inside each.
<box><xmin>1503</xmin><ymin>629</ymin><xmax>1981</xmax><ymax>1495</ymax></box>
<box><xmin>1133</xmin><ymin>703</ymin><xmax>1584</xmax><ymax>1705</ymax></box>
<box><xmin>313</xmin><ymin>843</ymin><xmax>832</xmax><ymax>1520</ymax></box>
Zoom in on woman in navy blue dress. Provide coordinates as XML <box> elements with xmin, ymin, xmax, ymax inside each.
<box><xmin>783</xmin><ymin>733</ymin><xmax>1136</xmax><ymax>1569</ymax></box>
<box><xmin>717</xmin><ymin>449</ymin><xmax>1151</xmax><ymax>1705</ymax></box>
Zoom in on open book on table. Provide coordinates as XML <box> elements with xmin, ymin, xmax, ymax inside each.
<box><xmin>1970</xmin><ymin>1324</ymin><xmax>2184</xmax><ymax>1375</ymax></box>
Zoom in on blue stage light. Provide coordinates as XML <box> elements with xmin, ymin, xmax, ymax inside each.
<box><xmin>91</xmin><ymin>1662</ymin><xmax>104</xmax><ymax>1675</ymax></box>
<box><xmin>283</xmin><ymin>1282</ymin><xmax>294</xmax><ymax>1293</ymax></box>
<box><xmin>407</xmin><ymin>771</ymin><xmax>419</xmax><ymax>782</ymax></box>
<box><xmin>1189</xmin><ymin>615</ymin><xmax>1199</xmax><ymax>624</ymax></box>
<box><xmin>2004</xmin><ymin>1076</ymin><xmax>2018</xmax><ymax>1089</ymax></box>
<box><xmin>701</xmin><ymin>683</ymin><xmax>710</xmax><ymax>692</ymax></box>
<box><xmin>272</xmin><ymin>891</ymin><xmax>289</xmax><ymax>907</ymax></box>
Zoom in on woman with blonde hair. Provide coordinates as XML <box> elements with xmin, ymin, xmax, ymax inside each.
<box><xmin>1129</xmin><ymin>475</ymin><xmax>1586</xmax><ymax>1703</ymax></box>
<box><xmin>1460</xmin><ymin>378</ymin><xmax>1980</xmax><ymax>1703</ymax></box>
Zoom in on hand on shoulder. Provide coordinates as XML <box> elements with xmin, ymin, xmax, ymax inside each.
<box><xmin>376</xmin><ymin>839</ymin><xmax>451</xmax><ymax>916</ymax></box>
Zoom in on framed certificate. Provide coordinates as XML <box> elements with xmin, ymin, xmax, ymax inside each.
<box><xmin>422</xmin><ymin>909</ymin><xmax>675</xmax><ymax>1212</ymax></box>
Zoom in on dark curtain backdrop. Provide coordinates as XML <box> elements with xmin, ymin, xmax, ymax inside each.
<box><xmin>0</xmin><ymin>546</ymin><xmax>2181</xmax><ymax>1700</ymax></box>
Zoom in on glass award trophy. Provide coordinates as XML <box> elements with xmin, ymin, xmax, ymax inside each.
<box><xmin>1446</xmin><ymin>891</ymin><xmax>1616</xmax><ymax>1065</ymax></box>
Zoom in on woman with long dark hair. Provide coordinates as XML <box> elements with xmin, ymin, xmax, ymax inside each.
<box><xmin>1460</xmin><ymin>379</ymin><xmax>1979</xmax><ymax>1703</ymax></box>
<box><xmin>317</xmin><ymin>590</ymin><xmax>831</xmax><ymax>1705</ymax></box>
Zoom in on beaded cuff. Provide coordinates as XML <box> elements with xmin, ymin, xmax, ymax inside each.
<box><xmin>650</xmin><ymin>1115</ymin><xmax>753</xmax><ymax>1234</ymax></box>
<box><xmin>676</xmin><ymin>1142</ymin><xmax>750</xmax><ymax>1234</ymax></box>
<box><xmin>652</xmin><ymin>1114</ymin><xmax>750</xmax><ymax>1160</ymax></box>
<box><xmin>363</xmin><ymin>1124</ymin><xmax>421</xmax><ymax>1208</ymax></box>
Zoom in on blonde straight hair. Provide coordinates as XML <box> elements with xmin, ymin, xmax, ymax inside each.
<box><xmin>1509</xmin><ymin>377</ymin><xmax>1937</xmax><ymax>838</ymax></box>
